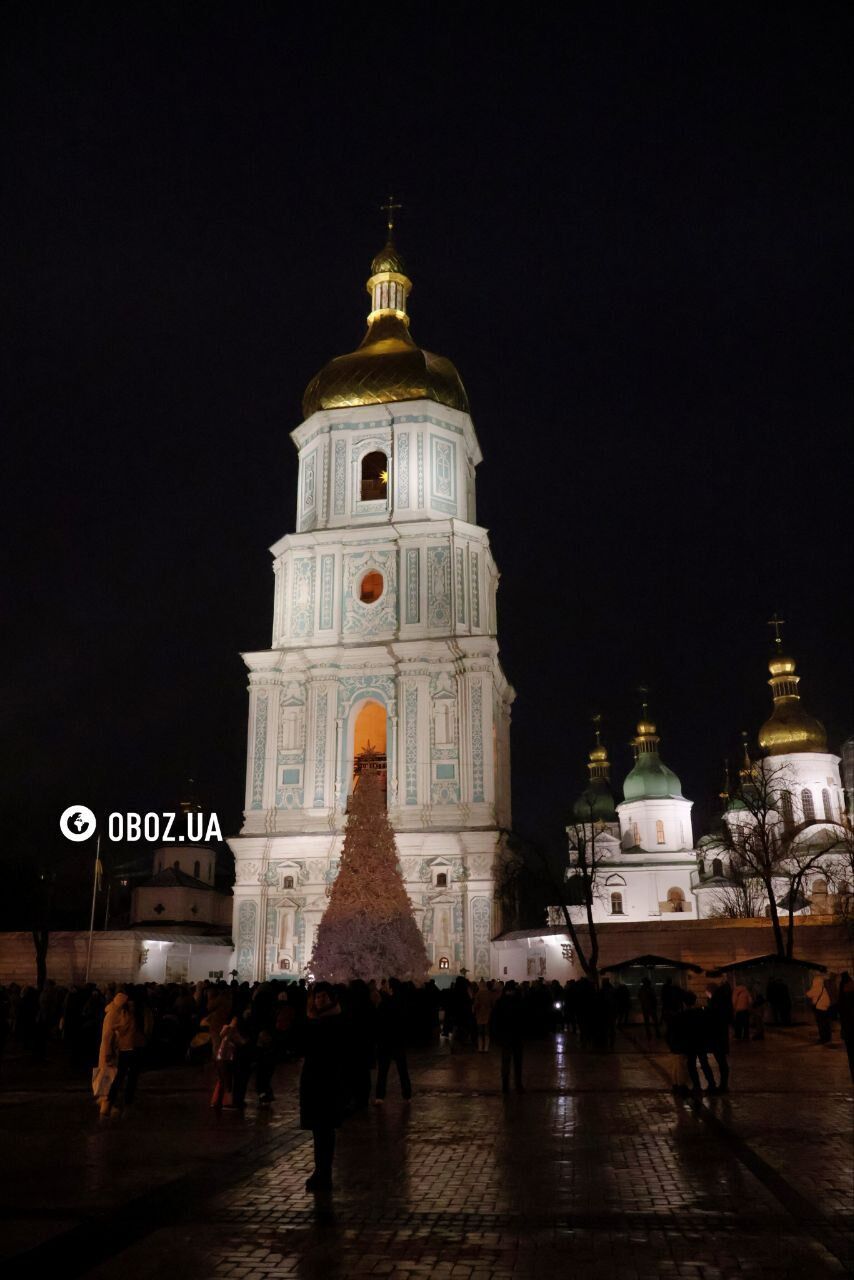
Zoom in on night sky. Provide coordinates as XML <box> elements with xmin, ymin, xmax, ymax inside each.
<box><xmin>3</xmin><ymin>4</ymin><xmax>851</xmax><ymax>918</ymax></box>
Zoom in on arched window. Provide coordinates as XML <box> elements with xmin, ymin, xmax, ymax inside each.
<box><xmin>610</xmin><ymin>891</ymin><xmax>624</xmax><ymax>915</ymax></box>
<box><xmin>811</xmin><ymin>878</ymin><xmax>828</xmax><ymax>896</ymax></box>
<box><xmin>780</xmin><ymin>791</ymin><xmax>794</xmax><ymax>827</ymax></box>
<box><xmin>821</xmin><ymin>788</ymin><xmax>832</xmax><ymax>821</ymax></box>
<box><xmin>438</xmin><ymin>956</ymin><xmax>450</xmax><ymax>970</ymax></box>
<box><xmin>193</xmin><ymin>860</ymin><xmax>201</xmax><ymax>879</ymax></box>
<box><xmin>435</xmin><ymin>872</ymin><xmax>447</xmax><ymax>888</ymax></box>
<box><xmin>359</xmin><ymin>570</ymin><xmax>384</xmax><ymax>604</ymax></box>
<box><xmin>801</xmin><ymin>789</ymin><xmax>815</xmax><ymax>821</ymax></box>
<box><xmin>667</xmin><ymin>887</ymin><xmax>686</xmax><ymax>913</ymax></box>
<box><xmin>282</xmin><ymin>875</ymin><xmax>294</xmax><ymax>890</ymax></box>
<box><xmin>632</xmin><ymin>822</ymin><xmax>641</xmax><ymax>847</ymax></box>
<box><xmin>360</xmin><ymin>451</ymin><xmax>388</xmax><ymax>501</ymax></box>
<box><xmin>712</xmin><ymin>857</ymin><xmax>724</xmax><ymax>878</ymax></box>
<box><xmin>173</xmin><ymin>860</ymin><xmax>180</xmax><ymax>871</ymax></box>
<box><xmin>656</xmin><ymin>820</ymin><xmax>665</xmax><ymax>845</ymax></box>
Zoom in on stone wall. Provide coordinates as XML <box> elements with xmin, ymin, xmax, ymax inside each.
<box><xmin>494</xmin><ymin>917</ymin><xmax>854</xmax><ymax>989</ymax></box>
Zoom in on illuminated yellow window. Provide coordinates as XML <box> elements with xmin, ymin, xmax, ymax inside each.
<box><xmin>656</xmin><ymin>820</ymin><xmax>665</xmax><ymax>845</ymax></box>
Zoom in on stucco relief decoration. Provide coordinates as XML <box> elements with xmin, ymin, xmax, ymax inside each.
<box><xmin>301</xmin><ymin>451</ymin><xmax>317</xmax><ymax>519</ymax></box>
<box><xmin>470</xmin><ymin>552</ymin><xmax>480</xmax><ymax>627</ymax></box>
<box><xmin>472</xmin><ymin>896</ymin><xmax>491</xmax><ymax>975</ymax></box>
<box><xmin>342</xmin><ymin>550</ymin><xmax>397</xmax><ymax>636</ymax></box>
<box><xmin>337</xmin><ymin>675</ymin><xmax>396</xmax><ymax>715</ymax></box>
<box><xmin>405</xmin><ymin>685</ymin><xmax>418</xmax><ymax>804</ymax></box>
<box><xmin>236</xmin><ymin>901</ymin><xmax>257</xmax><ymax>979</ymax></box>
<box><xmin>258</xmin><ymin>865</ymin><xmax>279</xmax><ymax>886</ymax></box>
<box><xmin>397</xmin><ymin>432</ymin><xmax>410</xmax><ymax>507</ymax></box>
<box><xmin>313</xmin><ymin>690</ymin><xmax>329</xmax><ymax>807</ymax></box>
<box><xmin>455</xmin><ymin>548</ymin><xmax>466</xmax><ymax>624</ymax></box>
<box><xmin>235</xmin><ymin>861</ymin><xmax>260</xmax><ymax>885</ymax></box>
<box><xmin>319</xmin><ymin>554</ymin><xmax>335</xmax><ymax>630</ymax></box>
<box><xmin>416</xmin><ymin>432</ymin><xmax>425</xmax><ymax>508</ymax></box>
<box><xmin>471</xmin><ymin>681</ymin><xmax>485</xmax><ymax>802</ymax></box>
<box><xmin>291</xmin><ymin>558</ymin><xmax>316</xmax><ymax>638</ymax></box>
<box><xmin>250</xmin><ymin>691</ymin><xmax>269</xmax><ymax>810</ymax></box>
<box><xmin>333</xmin><ymin>440</ymin><xmax>346</xmax><ymax>515</ymax></box>
<box><xmin>405</xmin><ymin>548</ymin><xmax>420</xmax><ymax>624</ymax></box>
<box><xmin>427</xmin><ymin>546</ymin><xmax>451</xmax><ymax>628</ymax></box>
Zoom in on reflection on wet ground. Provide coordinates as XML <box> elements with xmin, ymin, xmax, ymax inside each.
<box><xmin>2</xmin><ymin>1024</ymin><xmax>851</xmax><ymax>1277</ymax></box>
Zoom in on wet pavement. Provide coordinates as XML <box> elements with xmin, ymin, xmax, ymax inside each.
<box><xmin>2</xmin><ymin>1023</ymin><xmax>851</xmax><ymax>1278</ymax></box>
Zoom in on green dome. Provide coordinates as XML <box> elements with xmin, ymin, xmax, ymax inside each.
<box><xmin>623</xmin><ymin>751</ymin><xmax>683</xmax><ymax>801</ymax></box>
<box><xmin>573</xmin><ymin>780</ymin><xmax>617</xmax><ymax>822</ymax></box>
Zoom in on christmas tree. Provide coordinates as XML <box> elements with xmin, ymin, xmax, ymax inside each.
<box><xmin>310</xmin><ymin>764</ymin><xmax>429</xmax><ymax>983</ymax></box>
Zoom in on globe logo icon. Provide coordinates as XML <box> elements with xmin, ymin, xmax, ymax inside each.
<box><xmin>59</xmin><ymin>805</ymin><xmax>97</xmax><ymax>842</ymax></box>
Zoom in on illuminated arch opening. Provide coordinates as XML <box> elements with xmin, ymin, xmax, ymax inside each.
<box><xmin>352</xmin><ymin>699</ymin><xmax>387</xmax><ymax>794</ymax></box>
<box><xmin>361</xmin><ymin>451</ymin><xmax>388</xmax><ymax>501</ymax></box>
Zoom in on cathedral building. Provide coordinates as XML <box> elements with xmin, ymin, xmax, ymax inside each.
<box><xmin>560</xmin><ymin>632</ymin><xmax>849</xmax><ymax>928</ymax></box>
<box><xmin>228</xmin><ymin>223</ymin><xmax>514</xmax><ymax>982</ymax></box>
<box><xmin>563</xmin><ymin>716</ymin><xmax>698</xmax><ymax>923</ymax></box>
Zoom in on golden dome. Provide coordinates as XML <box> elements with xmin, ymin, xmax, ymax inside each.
<box><xmin>371</xmin><ymin>237</ymin><xmax>406</xmax><ymax>275</ymax></box>
<box><xmin>589</xmin><ymin>745</ymin><xmax>608</xmax><ymax>764</ymax></box>
<box><xmin>757</xmin><ymin>648</ymin><xmax>827</xmax><ymax>756</ymax></box>
<box><xmin>302</xmin><ymin>236</ymin><xmax>469</xmax><ymax>419</ymax></box>
<box><xmin>758</xmin><ymin>706</ymin><xmax>827</xmax><ymax>755</ymax></box>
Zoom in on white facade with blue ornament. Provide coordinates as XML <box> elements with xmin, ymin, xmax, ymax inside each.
<box><xmin>228</xmin><ymin>226</ymin><xmax>514</xmax><ymax>982</ymax></box>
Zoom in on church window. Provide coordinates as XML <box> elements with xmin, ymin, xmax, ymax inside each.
<box><xmin>820</xmin><ymin>788</ymin><xmax>832</xmax><ymax>820</ymax></box>
<box><xmin>812</xmin><ymin>878</ymin><xmax>828</xmax><ymax>896</ymax></box>
<box><xmin>632</xmin><ymin>822</ymin><xmax>641</xmax><ymax>847</ymax></box>
<box><xmin>360</xmin><ymin>451</ymin><xmax>388</xmax><ymax>501</ymax></box>
<box><xmin>435</xmin><ymin>872</ymin><xmax>447</xmax><ymax>888</ymax></box>
<box><xmin>656</xmin><ymin>820</ymin><xmax>665</xmax><ymax>845</ymax></box>
<box><xmin>282</xmin><ymin>875</ymin><xmax>294</xmax><ymax>889</ymax></box>
<box><xmin>712</xmin><ymin>858</ymin><xmax>724</xmax><ymax>878</ymax></box>
<box><xmin>173</xmin><ymin>860</ymin><xmax>180</xmax><ymax>871</ymax></box>
<box><xmin>438</xmin><ymin>956</ymin><xmax>450</xmax><ymax>970</ymax></box>
<box><xmin>193</xmin><ymin>860</ymin><xmax>201</xmax><ymax>879</ymax></box>
<box><xmin>667</xmin><ymin>886</ymin><xmax>686</xmax><ymax>913</ymax></box>
<box><xmin>360</xmin><ymin>570</ymin><xmax>384</xmax><ymax>604</ymax></box>
<box><xmin>801</xmin><ymin>789</ymin><xmax>815</xmax><ymax>821</ymax></box>
<box><xmin>610</xmin><ymin>891</ymin><xmax>624</xmax><ymax>915</ymax></box>
<box><xmin>433</xmin><ymin>699</ymin><xmax>454</xmax><ymax>745</ymax></box>
<box><xmin>780</xmin><ymin>791</ymin><xmax>794</xmax><ymax>827</ymax></box>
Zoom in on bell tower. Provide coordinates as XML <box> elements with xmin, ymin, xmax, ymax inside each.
<box><xmin>228</xmin><ymin>217</ymin><xmax>515</xmax><ymax>982</ymax></box>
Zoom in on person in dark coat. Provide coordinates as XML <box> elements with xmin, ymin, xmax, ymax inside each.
<box><xmin>668</xmin><ymin>992</ymin><xmax>715</xmax><ymax>1094</ymax></box>
<box><xmin>299</xmin><ymin>982</ymin><xmax>347</xmax><ymax>1193</ymax></box>
<box><xmin>375</xmin><ymin>979</ymin><xmax>412</xmax><ymax>1101</ymax></box>
<box><xmin>837</xmin><ymin>971</ymin><xmax>854</xmax><ymax>1082</ymax></box>
<box><xmin>705</xmin><ymin>983</ymin><xmax>731</xmax><ymax>1093</ymax></box>
<box><xmin>638</xmin><ymin>978</ymin><xmax>659</xmax><ymax>1039</ymax></box>
<box><xmin>491</xmin><ymin>981</ymin><xmax>526</xmax><ymax>1093</ymax></box>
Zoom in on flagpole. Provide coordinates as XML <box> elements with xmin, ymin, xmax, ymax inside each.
<box><xmin>85</xmin><ymin>832</ymin><xmax>101</xmax><ymax>984</ymax></box>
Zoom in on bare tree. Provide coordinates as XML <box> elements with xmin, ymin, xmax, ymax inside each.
<box><xmin>707</xmin><ymin>755</ymin><xmax>832</xmax><ymax>958</ymax></box>
<box><xmin>706</xmin><ymin>865</ymin><xmax>766</xmax><ymax>920</ymax></box>
<box><xmin>538</xmin><ymin>792</ymin><xmax>612</xmax><ymax>986</ymax></box>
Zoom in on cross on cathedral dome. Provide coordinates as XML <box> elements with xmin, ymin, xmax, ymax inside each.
<box><xmin>302</xmin><ymin>210</ymin><xmax>469</xmax><ymax>418</ymax></box>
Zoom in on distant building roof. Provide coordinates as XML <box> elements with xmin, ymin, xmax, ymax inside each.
<box><xmin>141</xmin><ymin>867</ymin><xmax>218</xmax><ymax>891</ymax></box>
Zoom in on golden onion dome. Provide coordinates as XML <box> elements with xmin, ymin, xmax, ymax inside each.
<box><xmin>589</xmin><ymin>745</ymin><xmax>608</xmax><ymax>764</ymax></box>
<box><xmin>371</xmin><ymin>237</ymin><xmax>406</xmax><ymax>275</ymax></box>
<box><xmin>758</xmin><ymin>707</ymin><xmax>827</xmax><ymax>755</ymax></box>
<box><xmin>757</xmin><ymin>648</ymin><xmax>827</xmax><ymax>756</ymax></box>
<box><xmin>302</xmin><ymin>235</ymin><xmax>469</xmax><ymax>420</ymax></box>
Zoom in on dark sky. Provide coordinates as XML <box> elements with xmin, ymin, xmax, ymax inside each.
<box><xmin>2</xmin><ymin>3</ymin><xmax>851</xmax><ymax>905</ymax></box>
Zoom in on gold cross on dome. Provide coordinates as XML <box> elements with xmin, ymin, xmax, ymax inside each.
<box><xmin>380</xmin><ymin>194</ymin><xmax>402</xmax><ymax>232</ymax></box>
<box><xmin>767</xmin><ymin>612</ymin><xmax>785</xmax><ymax>647</ymax></box>
<box><xmin>591</xmin><ymin>712</ymin><xmax>602</xmax><ymax>745</ymax></box>
<box><xmin>638</xmin><ymin>684</ymin><xmax>649</xmax><ymax>718</ymax></box>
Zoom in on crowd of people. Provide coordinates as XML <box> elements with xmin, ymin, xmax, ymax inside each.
<box><xmin>1</xmin><ymin>966</ymin><xmax>852</xmax><ymax>1191</ymax></box>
